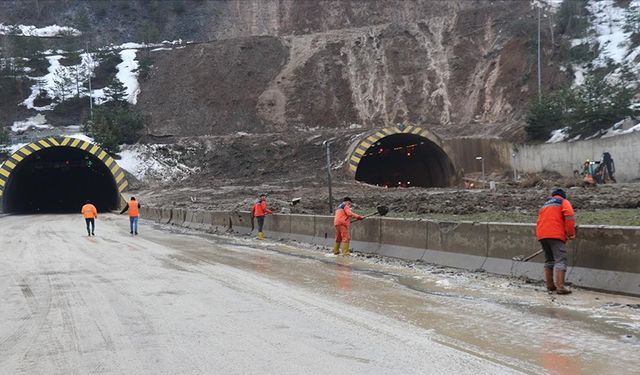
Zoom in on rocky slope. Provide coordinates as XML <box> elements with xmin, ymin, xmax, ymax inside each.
<box><xmin>137</xmin><ymin>0</ymin><xmax>568</xmax><ymax>141</ymax></box>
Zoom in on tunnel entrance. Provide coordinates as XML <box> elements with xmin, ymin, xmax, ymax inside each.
<box><xmin>354</xmin><ymin>132</ymin><xmax>454</xmax><ymax>188</ymax></box>
<box><xmin>1</xmin><ymin>137</ymin><xmax>127</xmax><ymax>214</ymax></box>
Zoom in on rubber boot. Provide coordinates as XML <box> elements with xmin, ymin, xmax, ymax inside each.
<box><xmin>333</xmin><ymin>242</ymin><xmax>340</xmax><ymax>255</ymax></box>
<box><xmin>555</xmin><ymin>270</ymin><xmax>572</xmax><ymax>294</ymax></box>
<box><xmin>341</xmin><ymin>242</ymin><xmax>350</xmax><ymax>256</ymax></box>
<box><xmin>257</xmin><ymin>232</ymin><xmax>265</xmax><ymax>240</ymax></box>
<box><xmin>544</xmin><ymin>268</ymin><xmax>556</xmax><ymax>291</ymax></box>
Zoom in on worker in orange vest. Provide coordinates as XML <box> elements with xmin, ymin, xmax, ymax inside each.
<box><xmin>120</xmin><ymin>196</ymin><xmax>141</xmax><ymax>235</ymax></box>
<box><xmin>536</xmin><ymin>188</ymin><xmax>576</xmax><ymax>294</ymax></box>
<box><xmin>251</xmin><ymin>194</ymin><xmax>272</xmax><ymax>240</ymax></box>
<box><xmin>81</xmin><ymin>200</ymin><xmax>98</xmax><ymax>236</ymax></box>
<box><xmin>333</xmin><ymin>197</ymin><xmax>364</xmax><ymax>256</ymax></box>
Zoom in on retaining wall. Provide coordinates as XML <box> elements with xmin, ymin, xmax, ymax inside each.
<box><xmin>449</xmin><ymin>132</ymin><xmax>640</xmax><ymax>182</ymax></box>
<box><xmin>514</xmin><ymin>131</ymin><xmax>640</xmax><ymax>182</ymax></box>
<box><xmin>139</xmin><ymin>206</ymin><xmax>640</xmax><ymax>296</ymax></box>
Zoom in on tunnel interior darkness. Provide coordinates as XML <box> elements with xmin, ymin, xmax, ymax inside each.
<box><xmin>355</xmin><ymin>133</ymin><xmax>454</xmax><ymax>188</ymax></box>
<box><xmin>3</xmin><ymin>147</ymin><xmax>120</xmax><ymax>213</ymax></box>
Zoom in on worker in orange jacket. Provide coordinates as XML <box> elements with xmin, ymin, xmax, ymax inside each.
<box><xmin>536</xmin><ymin>188</ymin><xmax>576</xmax><ymax>294</ymax></box>
<box><xmin>120</xmin><ymin>197</ymin><xmax>141</xmax><ymax>235</ymax></box>
<box><xmin>81</xmin><ymin>200</ymin><xmax>98</xmax><ymax>236</ymax></box>
<box><xmin>333</xmin><ymin>197</ymin><xmax>364</xmax><ymax>256</ymax></box>
<box><xmin>251</xmin><ymin>194</ymin><xmax>272</xmax><ymax>240</ymax></box>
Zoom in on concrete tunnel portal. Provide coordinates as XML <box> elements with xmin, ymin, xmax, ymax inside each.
<box><xmin>0</xmin><ymin>137</ymin><xmax>128</xmax><ymax>214</ymax></box>
<box><xmin>350</xmin><ymin>127</ymin><xmax>456</xmax><ymax>188</ymax></box>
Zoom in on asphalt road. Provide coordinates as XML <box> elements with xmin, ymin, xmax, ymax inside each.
<box><xmin>0</xmin><ymin>214</ymin><xmax>638</xmax><ymax>374</ymax></box>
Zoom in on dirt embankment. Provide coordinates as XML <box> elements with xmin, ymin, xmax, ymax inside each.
<box><xmin>130</xmin><ymin>135</ymin><xmax>640</xmax><ymax>223</ymax></box>
<box><xmin>136</xmin><ymin>179</ymin><xmax>640</xmax><ymax>214</ymax></box>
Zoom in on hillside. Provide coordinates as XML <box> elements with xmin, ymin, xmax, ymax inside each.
<box><xmin>0</xmin><ymin>0</ymin><xmax>638</xmax><ymax>186</ymax></box>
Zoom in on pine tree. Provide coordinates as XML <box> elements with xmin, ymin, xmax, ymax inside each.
<box><xmin>52</xmin><ymin>67</ymin><xmax>73</xmax><ymax>102</ymax></box>
<box><xmin>526</xmin><ymin>69</ymin><xmax>639</xmax><ymax>141</ymax></box>
<box><xmin>105</xmin><ymin>76</ymin><xmax>128</xmax><ymax>104</ymax></box>
<box><xmin>84</xmin><ymin>105</ymin><xmax>146</xmax><ymax>153</ymax></box>
<box><xmin>0</xmin><ymin>127</ymin><xmax>10</xmax><ymax>159</ymax></box>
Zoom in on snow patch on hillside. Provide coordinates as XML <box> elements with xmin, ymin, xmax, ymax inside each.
<box><xmin>570</xmin><ymin>0</ymin><xmax>640</xmax><ymax>84</ymax></box>
<box><xmin>10</xmin><ymin>114</ymin><xmax>51</xmax><ymax>132</ymax></box>
<box><xmin>587</xmin><ymin>0</ymin><xmax>634</xmax><ymax>66</ymax></box>
<box><xmin>117</xmin><ymin>49</ymin><xmax>140</xmax><ymax>104</ymax></box>
<box><xmin>20</xmin><ymin>48</ymin><xmax>140</xmax><ymax>111</ymax></box>
<box><xmin>118</xmin><ymin>144</ymin><xmax>199</xmax><ymax>182</ymax></box>
<box><xmin>22</xmin><ymin>54</ymin><xmax>62</xmax><ymax>110</ymax></box>
<box><xmin>0</xmin><ymin>23</ymin><xmax>81</xmax><ymax>37</ymax></box>
<box><xmin>601</xmin><ymin>120</ymin><xmax>640</xmax><ymax>138</ymax></box>
<box><xmin>546</xmin><ymin>127</ymin><xmax>570</xmax><ymax>143</ymax></box>
<box><xmin>16</xmin><ymin>39</ymin><xmax>193</xmax><ymax>115</ymax></box>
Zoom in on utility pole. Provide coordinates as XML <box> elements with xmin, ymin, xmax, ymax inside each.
<box><xmin>537</xmin><ymin>4</ymin><xmax>542</xmax><ymax>101</ymax></box>
<box><xmin>323</xmin><ymin>140</ymin><xmax>334</xmax><ymax>214</ymax></box>
<box><xmin>476</xmin><ymin>156</ymin><xmax>485</xmax><ymax>188</ymax></box>
<box><xmin>86</xmin><ymin>42</ymin><xmax>93</xmax><ymax>120</ymax></box>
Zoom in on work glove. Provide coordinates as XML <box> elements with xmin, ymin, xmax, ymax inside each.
<box><xmin>358</xmin><ymin>216</ymin><xmax>364</xmax><ymax>221</ymax></box>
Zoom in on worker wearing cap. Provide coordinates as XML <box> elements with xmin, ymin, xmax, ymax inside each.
<box><xmin>536</xmin><ymin>188</ymin><xmax>576</xmax><ymax>294</ymax></box>
<box><xmin>333</xmin><ymin>197</ymin><xmax>364</xmax><ymax>256</ymax></box>
<box><xmin>81</xmin><ymin>200</ymin><xmax>98</xmax><ymax>236</ymax></box>
<box><xmin>252</xmin><ymin>194</ymin><xmax>272</xmax><ymax>240</ymax></box>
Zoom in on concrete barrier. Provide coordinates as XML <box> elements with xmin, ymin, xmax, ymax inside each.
<box><xmin>314</xmin><ymin>215</ymin><xmax>335</xmax><ymax>247</ymax></box>
<box><xmin>378</xmin><ymin>218</ymin><xmax>428</xmax><ymax>260</ymax></box>
<box><xmin>350</xmin><ymin>217</ymin><xmax>382</xmax><ymax>254</ymax></box>
<box><xmin>170</xmin><ymin>208</ymin><xmax>187</xmax><ymax>226</ymax></box>
<box><xmin>423</xmin><ymin>221</ymin><xmax>489</xmax><ymax>270</ymax></box>
<box><xmin>264</xmin><ymin>214</ymin><xmax>291</xmax><ymax>238</ymax></box>
<box><xmin>571</xmin><ymin>226</ymin><xmax>640</xmax><ymax>273</ymax></box>
<box><xmin>210</xmin><ymin>211</ymin><xmax>231</xmax><ymax>232</ymax></box>
<box><xmin>229</xmin><ymin>211</ymin><xmax>252</xmax><ymax>234</ymax></box>
<box><xmin>182</xmin><ymin>210</ymin><xmax>199</xmax><ymax>229</ymax></box>
<box><xmin>148</xmin><ymin>207</ymin><xmax>162</xmax><ymax>222</ymax></box>
<box><xmin>289</xmin><ymin>214</ymin><xmax>316</xmax><ymax>243</ymax></box>
<box><xmin>141</xmin><ymin>205</ymin><xmax>640</xmax><ymax>296</ymax></box>
<box><xmin>160</xmin><ymin>208</ymin><xmax>173</xmax><ymax>224</ymax></box>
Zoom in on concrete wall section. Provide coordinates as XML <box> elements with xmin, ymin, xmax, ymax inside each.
<box><xmin>570</xmin><ymin>226</ymin><xmax>640</xmax><ymax>273</ymax></box>
<box><xmin>515</xmin><ymin>132</ymin><xmax>640</xmax><ymax>182</ymax></box>
<box><xmin>264</xmin><ymin>214</ymin><xmax>291</xmax><ymax>235</ymax></box>
<box><xmin>445</xmin><ymin>137</ymin><xmax>512</xmax><ymax>173</ymax></box>
<box><xmin>229</xmin><ymin>211</ymin><xmax>253</xmax><ymax>234</ymax></box>
<box><xmin>137</xmin><ymin>206</ymin><xmax>640</xmax><ymax>295</ymax></box>
<box><xmin>486</xmin><ymin>222</ymin><xmax>538</xmax><ymax>262</ymax></box>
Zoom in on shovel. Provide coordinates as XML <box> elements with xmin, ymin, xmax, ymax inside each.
<box><xmin>513</xmin><ymin>228</ymin><xmax>579</xmax><ymax>261</ymax></box>
<box><xmin>512</xmin><ymin>249</ymin><xmax>543</xmax><ymax>262</ymax></box>
<box><xmin>351</xmin><ymin>205</ymin><xmax>389</xmax><ymax>222</ymax></box>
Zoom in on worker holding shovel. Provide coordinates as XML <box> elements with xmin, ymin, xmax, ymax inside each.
<box><xmin>251</xmin><ymin>194</ymin><xmax>272</xmax><ymax>240</ymax></box>
<box><xmin>333</xmin><ymin>197</ymin><xmax>364</xmax><ymax>256</ymax></box>
<box><xmin>536</xmin><ymin>188</ymin><xmax>576</xmax><ymax>294</ymax></box>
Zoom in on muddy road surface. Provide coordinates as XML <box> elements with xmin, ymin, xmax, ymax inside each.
<box><xmin>1</xmin><ymin>214</ymin><xmax>639</xmax><ymax>374</ymax></box>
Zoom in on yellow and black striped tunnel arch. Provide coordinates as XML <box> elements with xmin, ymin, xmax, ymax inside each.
<box><xmin>0</xmin><ymin>136</ymin><xmax>128</xmax><ymax>204</ymax></box>
<box><xmin>348</xmin><ymin>125</ymin><xmax>456</xmax><ymax>188</ymax></box>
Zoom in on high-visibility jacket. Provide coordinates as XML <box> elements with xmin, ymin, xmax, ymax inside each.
<box><xmin>536</xmin><ymin>195</ymin><xmax>576</xmax><ymax>242</ymax></box>
<box><xmin>81</xmin><ymin>204</ymin><xmax>97</xmax><ymax>219</ymax></box>
<box><xmin>127</xmin><ymin>201</ymin><xmax>140</xmax><ymax>217</ymax></box>
<box><xmin>334</xmin><ymin>202</ymin><xmax>363</xmax><ymax>227</ymax></box>
<box><xmin>252</xmin><ymin>200</ymin><xmax>272</xmax><ymax>217</ymax></box>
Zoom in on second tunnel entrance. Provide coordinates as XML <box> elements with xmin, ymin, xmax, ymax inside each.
<box><xmin>354</xmin><ymin>132</ymin><xmax>455</xmax><ymax>188</ymax></box>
